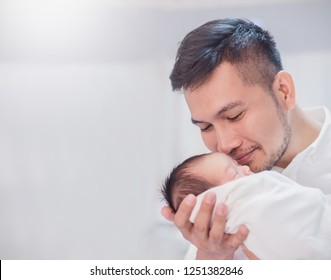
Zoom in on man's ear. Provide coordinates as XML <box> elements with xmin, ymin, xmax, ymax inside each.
<box><xmin>272</xmin><ymin>70</ymin><xmax>296</xmax><ymax>110</ymax></box>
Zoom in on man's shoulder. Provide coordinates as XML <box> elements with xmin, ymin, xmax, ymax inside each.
<box><xmin>303</xmin><ymin>106</ymin><xmax>330</xmax><ymax>124</ymax></box>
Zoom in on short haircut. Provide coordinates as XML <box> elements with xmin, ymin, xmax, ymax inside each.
<box><xmin>161</xmin><ymin>154</ymin><xmax>212</xmax><ymax>213</ymax></box>
<box><xmin>170</xmin><ymin>18</ymin><xmax>283</xmax><ymax>92</ymax></box>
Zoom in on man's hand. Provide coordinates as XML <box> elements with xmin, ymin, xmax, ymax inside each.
<box><xmin>161</xmin><ymin>192</ymin><xmax>249</xmax><ymax>260</ymax></box>
<box><xmin>241</xmin><ymin>243</ymin><xmax>259</xmax><ymax>260</ymax></box>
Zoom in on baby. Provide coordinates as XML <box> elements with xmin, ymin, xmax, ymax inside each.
<box><xmin>161</xmin><ymin>152</ymin><xmax>331</xmax><ymax>259</ymax></box>
<box><xmin>162</xmin><ymin>152</ymin><xmax>251</xmax><ymax>213</ymax></box>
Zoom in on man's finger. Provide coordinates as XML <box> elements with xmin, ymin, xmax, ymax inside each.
<box><xmin>193</xmin><ymin>192</ymin><xmax>216</xmax><ymax>242</ymax></box>
<box><xmin>225</xmin><ymin>224</ymin><xmax>249</xmax><ymax>251</ymax></box>
<box><xmin>208</xmin><ymin>203</ymin><xmax>227</xmax><ymax>245</ymax></box>
<box><xmin>161</xmin><ymin>206</ymin><xmax>175</xmax><ymax>222</ymax></box>
<box><xmin>241</xmin><ymin>243</ymin><xmax>259</xmax><ymax>260</ymax></box>
<box><xmin>173</xmin><ymin>194</ymin><xmax>196</xmax><ymax>239</ymax></box>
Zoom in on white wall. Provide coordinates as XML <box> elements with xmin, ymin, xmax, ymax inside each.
<box><xmin>0</xmin><ymin>61</ymin><xmax>204</xmax><ymax>258</ymax></box>
<box><xmin>0</xmin><ymin>0</ymin><xmax>330</xmax><ymax>259</ymax></box>
<box><xmin>284</xmin><ymin>51</ymin><xmax>331</xmax><ymax>109</ymax></box>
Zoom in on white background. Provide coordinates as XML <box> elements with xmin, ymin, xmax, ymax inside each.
<box><xmin>0</xmin><ymin>0</ymin><xmax>331</xmax><ymax>259</ymax></box>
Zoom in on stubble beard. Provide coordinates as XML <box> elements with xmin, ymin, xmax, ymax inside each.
<box><xmin>256</xmin><ymin>107</ymin><xmax>292</xmax><ymax>172</ymax></box>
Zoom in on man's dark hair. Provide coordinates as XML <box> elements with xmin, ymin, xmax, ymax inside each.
<box><xmin>170</xmin><ymin>18</ymin><xmax>283</xmax><ymax>92</ymax></box>
<box><xmin>161</xmin><ymin>154</ymin><xmax>211</xmax><ymax>213</ymax></box>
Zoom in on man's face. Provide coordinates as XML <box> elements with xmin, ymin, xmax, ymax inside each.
<box><xmin>184</xmin><ymin>62</ymin><xmax>291</xmax><ymax>172</ymax></box>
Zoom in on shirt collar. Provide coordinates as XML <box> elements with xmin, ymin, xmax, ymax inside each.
<box><xmin>272</xmin><ymin>107</ymin><xmax>329</xmax><ymax>174</ymax></box>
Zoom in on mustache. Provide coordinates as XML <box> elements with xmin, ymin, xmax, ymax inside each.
<box><xmin>229</xmin><ymin>144</ymin><xmax>261</xmax><ymax>160</ymax></box>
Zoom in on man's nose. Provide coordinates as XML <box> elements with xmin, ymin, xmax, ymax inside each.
<box><xmin>215</xmin><ymin>129</ymin><xmax>241</xmax><ymax>154</ymax></box>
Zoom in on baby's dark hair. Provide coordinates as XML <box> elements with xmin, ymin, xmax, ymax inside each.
<box><xmin>161</xmin><ymin>154</ymin><xmax>212</xmax><ymax>213</ymax></box>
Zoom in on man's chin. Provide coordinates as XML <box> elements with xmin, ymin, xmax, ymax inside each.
<box><xmin>248</xmin><ymin>161</ymin><xmax>271</xmax><ymax>173</ymax></box>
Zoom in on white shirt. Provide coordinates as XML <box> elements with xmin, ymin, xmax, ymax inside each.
<box><xmin>272</xmin><ymin>107</ymin><xmax>331</xmax><ymax>201</ymax></box>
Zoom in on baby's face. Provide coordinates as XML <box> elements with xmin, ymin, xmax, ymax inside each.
<box><xmin>196</xmin><ymin>152</ymin><xmax>252</xmax><ymax>186</ymax></box>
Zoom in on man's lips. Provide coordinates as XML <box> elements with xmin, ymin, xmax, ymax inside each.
<box><xmin>234</xmin><ymin>148</ymin><xmax>257</xmax><ymax>165</ymax></box>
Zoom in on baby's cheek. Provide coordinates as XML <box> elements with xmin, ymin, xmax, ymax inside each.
<box><xmin>226</xmin><ymin>168</ymin><xmax>238</xmax><ymax>181</ymax></box>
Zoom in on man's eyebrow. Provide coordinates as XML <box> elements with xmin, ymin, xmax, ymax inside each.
<box><xmin>191</xmin><ymin>119</ymin><xmax>205</xmax><ymax>124</ymax></box>
<box><xmin>191</xmin><ymin>101</ymin><xmax>244</xmax><ymax>124</ymax></box>
<box><xmin>217</xmin><ymin>101</ymin><xmax>244</xmax><ymax>115</ymax></box>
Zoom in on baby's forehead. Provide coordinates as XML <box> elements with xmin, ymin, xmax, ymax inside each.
<box><xmin>192</xmin><ymin>153</ymin><xmax>233</xmax><ymax>172</ymax></box>
<box><xmin>203</xmin><ymin>152</ymin><xmax>233</xmax><ymax>163</ymax></box>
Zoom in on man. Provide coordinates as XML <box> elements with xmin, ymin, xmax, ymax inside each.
<box><xmin>161</xmin><ymin>18</ymin><xmax>331</xmax><ymax>260</ymax></box>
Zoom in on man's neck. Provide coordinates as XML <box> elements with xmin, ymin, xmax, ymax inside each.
<box><xmin>276</xmin><ymin>106</ymin><xmax>322</xmax><ymax>168</ymax></box>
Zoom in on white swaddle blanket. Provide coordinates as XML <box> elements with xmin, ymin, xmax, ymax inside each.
<box><xmin>189</xmin><ymin>171</ymin><xmax>331</xmax><ymax>259</ymax></box>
